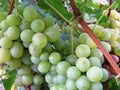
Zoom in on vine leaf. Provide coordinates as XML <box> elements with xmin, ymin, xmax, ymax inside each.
<box><xmin>38</xmin><ymin>0</ymin><xmax>73</xmax><ymax>22</ymax></box>
<box><xmin>3</xmin><ymin>70</ymin><xmax>17</xmax><ymax>90</ymax></box>
<box><xmin>108</xmin><ymin>77</ymin><xmax>120</xmax><ymax>90</ymax></box>
<box><xmin>117</xmin><ymin>0</ymin><xmax>120</xmax><ymax>9</ymax></box>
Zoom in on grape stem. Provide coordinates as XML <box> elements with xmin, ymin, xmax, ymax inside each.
<box><xmin>70</xmin><ymin>24</ymin><xmax>74</xmax><ymax>55</ymax></box>
<box><xmin>107</xmin><ymin>0</ymin><xmax>112</xmax><ymax>17</ymax></box>
<box><xmin>8</xmin><ymin>0</ymin><xmax>15</xmax><ymax>15</ymax></box>
<box><xmin>7</xmin><ymin>0</ymin><xmax>11</xmax><ymax>5</ymax></box>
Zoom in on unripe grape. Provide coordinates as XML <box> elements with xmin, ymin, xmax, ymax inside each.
<box><xmin>21</xmin><ymin>74</ymin><xmax>33</xmax><ymax>85</ymax></box>
<box><xmin>87</xmin><ymin>66</ymin><xmax>103</xmax><ymax>82</ymax></box>
<box><xmin>43</xmin><ymin>15</ymin><xmax>55</xmax><ymax>27</ymax></box>
<box><xmin>76</xmin><ymin>57</ymin><xmax>90</xmax><ymax>72</ymax></box>
<box><xmin>31</xmin><ymin>19</ymin><xmax>45</xmax><ymax>32</ymax></box>
<box><xmin>44</xmin><ymin>26</ymin><xmax>60</xmax><ymax>42</ymax></box>
<box><xmin>32</xmin><ymin>33</ymin><xmax>47</xmax><ymax>49</ymax></box>
<box><xmin>75</xmin><ymin>44</ymin><xmax>90</xmax><ymax>58</ymax></box>
<box><xmin>0</xmin><ymin>48</ymin><xmax>11</xmax><ymax>63</ymax></box>
<box><xmin>7</xmin><ymin>14</ymin><xmax>21</xmax><ymax>25</ymax></box>
<box><xmin>23</xmin><ymin>6</ymin><xmax>37</xmax><ymax>22</ymax></box>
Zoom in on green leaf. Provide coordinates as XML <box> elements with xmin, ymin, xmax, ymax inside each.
<box><xmin>108</xmin><ymin>77</ymin><xmax>120</xmax><ymax>90</ymax></box>
<box><xmin>3</xmin><ymin>70</ymin><xmax>17</xmax><ymax>90</ymax></box>
<box><xmin>117</xmin><ymin>0</ymin><xmax>120</xmax><ymax>9</ymax></box>
<box><xmin>0</xmin><ymin>0</ymin><xmax>8</xmax><ymax>11</ymax></box>
<box><xmin>38</xmin><ymin>0</ymin><xmax>73</xmax><ymax>22</ymax></box>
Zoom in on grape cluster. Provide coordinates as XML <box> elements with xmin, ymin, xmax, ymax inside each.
<box><xmin>0</xmin><ymin>4</ymin><xmax>117</xmax><ymax>90</ymax></box>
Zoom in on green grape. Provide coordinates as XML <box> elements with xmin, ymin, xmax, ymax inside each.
<box><xmin>43</xmin><ymin>15</ymin><xmax>55</xmax><ymax>27</ymax></box>
<box><xmin>64</xmin><ymin>40</ymin><xmax>71</xmax><ymax>53</ymax></box>
<box><xmin>56</xmin><ymin>61</ymin><xmax>70</xmax><ymax>75</ymax></box>
<box><xmin>20</xmin><ymin>19</ymin><xmax>31</xmax><ymax>30</ymax></box>
<box><xmin>65</xmin><ymin>55</ymin><xmax>77</xmax><ymax>65</ymax></box>
<box><xmin>43</xmin><ymin>43</ymin><xmax>53</xmax><ymax>53</ymax></box>
<box><xmin>6</xmin><ymin>26</ymin><xmax>20</xmax><ymax>40</ymax></box>
<box><xmin>36</xmin><ymin>13</ymin><xmax>43</xmax><ymax>19</ymax></box>
<box><xmin>89</xmin><ymin>57</ymin><xmax>102</xmax><ymax>67</ymax></box>
<box><xmin>19</xmin><ymin>64</ymin><xmax>31</xmax><ymax>75</ymax></box>
<box><xmin>110</xmin><ymin>19</ymin><xmax>117</xmax><ymax>28</ymax></box>
<box><xmin>110</xmin><ymin>40</ymin><xmax>118</xmax><ymax>48</ymax></box>
<box><xmin>7</xmin><ymin>14</ymin><xmax>21</xmax><ymax>25</ymax></box>
<box><xmin>32</xmin><ymin>33</ymin><xmax>47</xmax><ymax>49</ymax></box>
<box><xmin>22</xmin><ymin>50</ymin><xmax>32</xmax><ymax>65</ymax></box>
<box><xmin>14</xmin><ymin>76</ymin><xmax>23</xmax><ymax>87</ymax></box>
<box><xmin>29</xmin><ymin>43</ymin><xmax>42</xmax><ymax>57</ymax></box>
<box><xmin>31</xmin><ymin>64</ymin><xmax>39</xmax><ymax>72</ymax></box>
<box><xmin>50</xmin><ymin>65</ymin><xmax>57</xmax><ymax>75</ymax></box>
<box><xmin>0</xmin><ymin>31</ymin><xmax>4</xmax><ymax>39</ymax></box>
<box><xmin>10</xmin><ymin>41</ymin><xmax>24</xmax><ymax>58</ymax></box>
<box><xmin>53</xmin><ymin>75</ymin><xmax>65</xmax><ymax>84</ymax></box>
<box><xmin>38</xmin><ymin>61</ymin><xmax>51</xmax><ymax>74</ymax></box>
<box><xmin>110</xmin><ymin>32</ymin><xmax>119</xmax><ymax>41</ymax></box>
<box><xmin>49</xmin><ymin>52</ymin><xmax>61</xmax><ymax>65</ymax></box>
<box><xmin>39</xmin><ymin>52</ymin><xmax>49</xmax><ymax>61</ymax></box>
<box><xmin>110</xmin><ymin>10</ymin><xmax>119</xmax><ymax>20</ymax></box>
<box><xmin>73</xmin><ymin>37</ymin><xmax>80</xmax><ymax>48</ymax></box>
<box><xmin>90</xmin><ymin>82</ymin><xmax>103</xmax><ymax>90</ymax></box>
<box><xmin>56</xmin><ymin>74</ymin><xmax>67</xmax><ymax>84</ymax></box>
<box><xmin>22</xmin><ymin>42</ymin><xmax>30</xmax><ymax>48</ymax></box>
<box><xmin>100</xmin><ymin>68</ymin><xmax>109</xmax><ymax>82</ymax></box>
<box><xmin>17</xmin><ymin>4</ymin><xmax>25</xmax><ymax>15</ymax></box>
<box><xmin>20</xmin><ymin>29</ymin><xmax>34</xmax><ymax>43</ymax></box>
<box><xmin>76</xmin><ymin>57</ymin><xmax>90</xmax><ymax>72</ymax></box>
<box><xmin>67</xmin><ymin>66</ymin><xmax>81</xmax><ymax>80</ymax></box>
<box><xmin>78</xmin><ymin>32</ymin><xmax>89</xmax><ymax>44</ymax></box>
<box><xmin>53</xmin><ymin>39</ymin><xmax>65</xmax><ymax>51</ymax></box>
<box><xmin>92</xmin><ymin>25</ymin><xmax>105</xmax><ymax>38</ymax></box>
<box><xmin>45</xmin><ymin>72</ymin><xmax>54</xmax><ymax>84</ymax></box>
<box><xmin>31</xmin><ymin>56</ymin><xmax>41</xmax><ymax>64</ymax></box>
<box><xmin>0</xmin><ymin>11</ymin><xmax>6</xmax><ymax>22</ymax></box>
<box><xmin>90</xmin><ymin>48</ymin><xmax>104</xmax><ymax>64</ymax></box>
<box><xmin>75</xmin><ymin>44</ymin><xmax>90</xmax><ymax>58</ymax></box>
<box><xmin>0</xmin><ymin>48</ymin><xmax>11</xmax><ymax>63</ymax></box>
<box><xmin>33</xmin><ymin>74</ymin><xmax>44</xmax><ymax>85</ymax></box>
<box><xmin>76</xmin><ymin>75</ymin><xmax>91</xmax><ymax>90</ymax></box>
<box><xmin>58</xmin><ymin>84</ymin><xmax>67</xmax><ymax>90</ymax></box>
<box><xmin>0</xmin><ymin>37</ymin><xmax>13</xmax><ymax>48</ymax></box>
<box><xmin>44</xmin><ymin>26</ymin><xmax>60</xmax><ymax>42</ymax></box>
<box><xmin>117</xmin><ymin>36</ymin><xmax>120</xmax><ymax>43</ymax></box>
<box><xmin>23</xmin><ymin>6</ymin><xmax>37</xmax><ymax>22</ymax></box>
<box><xmin>21</xmin><ymin>74</ymin><xmax>33</xmax><ymax>85</ymax></box>
<box><xmin>99</xmin><ymin>30</ymin><xmax>111</xmax><ymax>41</ymax></box>
<box><xmin>7</xmin><ymin>57</ymin><xmax>21</xmax><ymax>69</ymax></box>
<box><xmin>86</xmin><ymin>37</ymin><xmax>97</xmax><ymax>49</ymax></box>
<box><xmin>101</xmin><ymin>41</ymin><xmax>111</xmax><ymax>52</ymax></box>
<box><xmin>31</xmin><ymin>19</ymin><xmax>45</xmax><ymax>32</ymax></box>
<box><xmin>49</xmin><ymin>84</ymin><xmax>58</xmax><ymax>90</ymax></box>
<box><xmin>0</xmin><ymin>20</ymin><xmax>10</xmax><ymax>31</ymax></box>
<box><xmin>66</xmin><ymin>79</ymin><xmax>77</xmax><ymax>90</ymax></box>
<box><xmin>30</xmin><ymin>84</ymin><xmax>40</xmax><ymax>90</ymax></box>
<box><xmin>87</xmin><ymin>66</ymin><xmax>103</xmax><ymax>82</ymax></box>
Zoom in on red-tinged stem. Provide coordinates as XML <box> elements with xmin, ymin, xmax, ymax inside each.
<box><xmin>26</xmin><ymin>85</ymin><xmax>31</xmax><ymax>90</ymax></box>
<box><xmin>78</xmin><ymin>18</ymin><xmax>120</xmax><ymax>76</ymax></box>
<box><xmin>107</xmin><ymin>0</ymin><xmax>112</xmax><ymax>17</ymax></box>
<box><xmin>70</xmin><ymin>0</ymin><xmax>80</xmax><ymax>18</ymax></box>
<box><xmin>8</xmin><ymin>0</ymin><xmax>15</xmax><ymax>15</ymax></box>
<box><xmin>7</xmin><ymin>0</ymin><xmax>11</xmax><ymax>5</ymax></box>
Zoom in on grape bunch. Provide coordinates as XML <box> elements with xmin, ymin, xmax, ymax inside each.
<box><xmin>0</xmin><ymin>4</ymin><xmax>117</xmax><ymax>90</ymax></box>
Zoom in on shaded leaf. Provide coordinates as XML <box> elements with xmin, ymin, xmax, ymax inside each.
<box><xmin>38</xmin><ymin>0</ymin><xmax>73</xmax><ymax>22</ymax></box>
<box><xmin>3</xmin><ymin>70</ymin><xmax>17</xmax><ymax>90</ymax></box>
